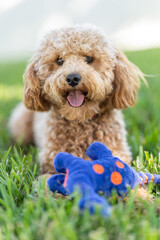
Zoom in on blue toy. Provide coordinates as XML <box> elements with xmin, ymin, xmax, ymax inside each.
<box><xmin>47</xmin><ymin>142</ymin><xmax>160</xmax><ymax>217</ymax></box>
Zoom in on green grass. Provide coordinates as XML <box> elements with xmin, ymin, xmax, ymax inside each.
<box><xmin>0</xmin><ymin>48</ymin><xmax>160</xmax><ymax>239</ymax></box>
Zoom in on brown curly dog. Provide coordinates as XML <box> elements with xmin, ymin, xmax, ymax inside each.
<box><xmin>9</xmin><ymin>25</ymin><xmax>144</xmax><ymax>179</ymax></box>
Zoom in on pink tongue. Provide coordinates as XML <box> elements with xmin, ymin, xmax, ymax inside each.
<box><xmin>67</xmin><ymin>90</ymin><xmax>85</xmax><ymax>107</ymax></box>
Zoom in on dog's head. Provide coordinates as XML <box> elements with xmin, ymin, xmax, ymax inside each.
<box><xmin>23</xmin><ymin>25</ymin><xmax>144</xmax><ymax>121</ymax></box>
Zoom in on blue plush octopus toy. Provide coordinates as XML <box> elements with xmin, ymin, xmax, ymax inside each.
<box><xmin>47</xmin><ymin>142</ymin><xmax>160</xmax><ymax>217</ymax></box>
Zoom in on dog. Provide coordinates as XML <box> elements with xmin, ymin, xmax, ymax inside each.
<box><xmin>9</xmin><ymin>24</ymin><xmax>144</xmax><ymax>179</ymax></box>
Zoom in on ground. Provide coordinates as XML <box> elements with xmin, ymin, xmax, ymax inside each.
<box><xmin>0</xmin><ymin>48</ymin><xmax>160</xmax><ymax>240</ymax></box>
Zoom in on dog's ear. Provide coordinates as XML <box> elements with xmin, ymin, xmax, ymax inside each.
<box><xmin>111</xmin><ymin>49</ymin><xmax>144</xmax><ymax>109</ymax></box>
<box><xmin>23</xmin><ymin>57</ymin><xmax>50</xmax><ymax>111</ymax></box>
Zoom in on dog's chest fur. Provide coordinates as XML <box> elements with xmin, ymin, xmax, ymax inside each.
<box><xmin>34</xmin><ymin>109</ymin><xmax>131</xmax><ymax>174</ymax></box>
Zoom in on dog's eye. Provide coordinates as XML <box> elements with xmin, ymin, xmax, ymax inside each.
<box><xmin>86</xmin><ymin>56</ymin><xmax>93</xmax><ymax>64</ymax></box>
<box><xmin>56</xmin><ymin>57</ymin><xmax>64</xmax><ymax>66</ymax></box>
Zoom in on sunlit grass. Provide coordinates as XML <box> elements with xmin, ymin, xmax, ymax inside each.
<box><xmin>0</xmin><ymin>84</ymin><xmax>23</xmax><ymax>101</ymax></box>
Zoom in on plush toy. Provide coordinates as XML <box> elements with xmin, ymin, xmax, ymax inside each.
<box><xmin>47</xmin><ymin>142</ymin><xmax>160</xmax><ymax>217</ymax></box>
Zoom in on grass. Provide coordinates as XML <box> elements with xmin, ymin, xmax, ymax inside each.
<box><xmin>0</xmin><ymin>48</ymin><xmax>160</xmax><ymax>239</ymax></box>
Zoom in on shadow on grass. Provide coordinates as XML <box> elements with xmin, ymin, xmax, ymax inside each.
<box><xmin>0</xmin><ymin>98</ymin><xmax>21</xmax><ymax>150</ymax></box>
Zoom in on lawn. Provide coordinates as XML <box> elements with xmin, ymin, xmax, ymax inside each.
<box><xmin>0</xmin><ymin>48</ymin><xmax>160</xmax><ymax>239</ymax></box>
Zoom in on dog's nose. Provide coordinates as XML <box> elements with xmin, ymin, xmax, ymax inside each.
<box><xmin>66</xmin><ymin>73</ymin><xmax>81</xmax><ymax>87</ymax></box>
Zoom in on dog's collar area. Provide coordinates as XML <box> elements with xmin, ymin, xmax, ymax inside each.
<box><xmin>91</xmin><ymin>114</ymin><xmax>99</xmax><ymax>120</ymax></box>
<box><xmin>60</xmin><ymin>113</ymin><xmax>99</xmax><ymax>122</ymax></box>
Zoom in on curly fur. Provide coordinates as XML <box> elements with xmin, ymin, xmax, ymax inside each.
<box><xmin>9</xmin><ymin>24</ymin><xmax>144</xmax><ymax>175</ymax></box>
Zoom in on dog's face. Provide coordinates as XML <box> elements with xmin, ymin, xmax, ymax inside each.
<box><xmin>23</xmin><ymin>25</ymin><xmax>142</xmax><ymax>121</ymax></box>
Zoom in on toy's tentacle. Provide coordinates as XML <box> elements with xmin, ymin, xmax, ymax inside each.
<box><xmin>138</xmin><ymin>172</ymin><xmax>149</xmax><ymax>185</ymax></box>
<box><xmin>86</xmin><ymin>142</ymin><xmax>113</xmax><ymax>160</ymax></box>
<box><xmin>47</xmin><ymin>174</ymin><xmax>68</xmax><ymax>195</ymax></box>
<box><xmin>78</xmin><ymin>184</ymin><xmax>112</xmax><ymax>217</ymax></box>
<box><xmin>138</xmin><ymin>172</ymin><xmax>160</xmax><ymax>185</ymax></box>
<box><xmin>54</xmin><ymin>152</ymin><xmax>80</xmax><ymax>173</ymax></box>
<box><xmin>152</xmin><ymin>174</ymin><xmax>160</xmax><ymax>184</ymax></box>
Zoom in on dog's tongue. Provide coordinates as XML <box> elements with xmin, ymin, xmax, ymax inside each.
<box><xmin>67</xmin><ymin>90</ymin><xmax>85</xmax><ymax>107</ymax></box>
